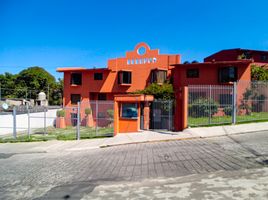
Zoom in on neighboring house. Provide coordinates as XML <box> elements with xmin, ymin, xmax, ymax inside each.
<box><xmin>204</xmin><ymin>48</ymin><xmax>268</xmax><ymax>64</ymax></box>
<box><xmin>172</xmin><ymin>48</ymin><xmax>268</xmax><ymax>131</ymax></box>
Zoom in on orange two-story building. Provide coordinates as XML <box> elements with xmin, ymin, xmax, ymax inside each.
<box><xmin>57</xmin><ymin>42</ymin><xmax>181</xmax><ymax>133</ymax></box>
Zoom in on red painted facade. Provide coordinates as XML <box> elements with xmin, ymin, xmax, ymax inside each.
<box><xmin>171</xmin><ymin>60</ymin><xmax>253</xmax><ymax>131</ymax></box>
<box><xmin>204</xmin><ymin>48</ymin><xmax>268</xmax><ymax>64</ymax></box>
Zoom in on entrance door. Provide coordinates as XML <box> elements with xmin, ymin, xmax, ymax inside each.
<box><xmin>150</xmin><ymin>100</ymin><xmax>173</xmax><ymax>130</ymax></box>
<box><xmin>140</xmin><ymin>103</ymin><xmax>144</xmax><ymax>130</ymax></box>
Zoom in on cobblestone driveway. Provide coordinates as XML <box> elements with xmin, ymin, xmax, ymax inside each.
<box><xmin>0</xmin><ymin>131</ymin><xmax>267</xmax><ymax>199</ymax></box>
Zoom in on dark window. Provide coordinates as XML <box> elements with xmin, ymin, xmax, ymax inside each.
<box><xmin>186</xmin><ymin>69</ymin><xmax>199</xmax><ymax>78</ymax></box>
<box><xmin>121</xmin><ymin>103</ymin><xmax>138</xmax><ymax>119</ymax></box>
<box><xmin>70</xmin><ymin>73</ymin><xmax>82</xmax><ymax>85</ymax></box>
<box><xmin>70</xmin><ymin>113</ymin><xmax>78</xmax><ymax>126</ymax></box>
<box><xmin>71</xmin><ymin>94</ymin><xmax>81</xmax><ymax>104</ymax></box>
<box><xmin>94</xmin><ymin>73</ymin><xmax>103</xmax><ymax>80</ymax></box>
<box><xmin>219</xmin><ymin>67</ymin><xmax>237</xmax><ymax>83</ymax></box>
<box><xmin>118</xmin><ymin>71</ymin><xmax>132</xmax><ymax>84</ymax></box>
<box><xmin>98</xmin><ymin>112</ymin><xmax>106</xmax><ymax>118</ymax></box>
<box><xmin>90</xmin><ymin>92</ymin><xmax>95</xmax><ymax>100</ymax></box>
<box><xmin>189</xmin><ymin>92</ymin><xmax>206</xmax><ymax>102</ymax></box>
<box><xmin>150</xmin><ymin>70</ymin><xmax>167</xmax><ymax>83</ymax></box>
<box><xmin>244</xmin><ymin>51</ymin><xmax>252</xmax><ymax>59</ymax></box>
<box><xmin>219</xmin><ymin>94</ymin><xmax>233</xmax><ymax>105</ymax></box>
<box><xmin>261</xmin><ymin>54</ymin><xmax>268</xmax><ymax>61</ymax></box>
<box><xmin>98</xmin><ymin>93</ymin><xmax>107</xmax><ymax>100</ymax></box>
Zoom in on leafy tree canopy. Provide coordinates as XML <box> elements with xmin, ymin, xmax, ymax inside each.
<box><xmin>251</xmin><ymin>65</ymin><xmax>268</xmax><ymax>81</ymax></box>
<box><xmin>133</xmin><ymin>83</ymin><xmax>174</xmax><ymax>100</ymax></box>
<box><xmin>16</xmin><ymin>66</ymin><xmax>55</xmax><ymax>90</ymax></box>
<box><xmin>0</xmin><ymin>66</ymin><xmax>62</xmax><ymax>105</ymax></box>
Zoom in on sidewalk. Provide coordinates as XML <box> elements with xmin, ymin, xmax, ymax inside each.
<box><xmin>0</xmin><ymin>122</ymin><xmax>267</xmax><ymax>153</ymax></box>
<box><xmin>100</xmin><ymin>121</ymin><xmax>268</xmax><ymax>147</ymax></box>
<box><xmin>184</xmin><ymin>121</ymin><xmax>268</xmax><ymax>138</ymax></box>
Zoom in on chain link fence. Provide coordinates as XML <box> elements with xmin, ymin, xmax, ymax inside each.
<box><xmin>188</xmin><ymin>81</ymin><xmax>268</xmax><ymax>127</ymax></box>
<box><xmin>236</xmin><ymin>81</ymin><xmax>268</xmax><ymax>123</ymax></box>
<box><xmin>0</xmin><ymin>101</ymin><xmax>114</xmax><ymax>141</ymax></box>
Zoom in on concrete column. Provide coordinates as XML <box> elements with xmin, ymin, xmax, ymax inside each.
<box><xmin>113</xmin><ymin>101</ymin><xmax>119</xmax><ymax>136</ymax></box>
<box><xmin>174</xmin><ymin>86</ymin><xmax>188</xmax><ymax>131</ymax></box>
<box><xmin>143</xmin><ymin>101</ymin><xmax>150</xmax><ymax>130</ymax></box>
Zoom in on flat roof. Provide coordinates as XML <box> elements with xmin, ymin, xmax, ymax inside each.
<box><xmin>172</xmin><ymin>60</ymin><xmax>253</xmax><ymax>67</ymax></box>
<box><xmin>57</xmin><ymin>67</ymin><xmax>110</xmax><ymax>72</ymax></box>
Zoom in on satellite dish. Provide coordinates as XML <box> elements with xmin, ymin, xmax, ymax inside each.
<box><xmin>2</xmin><ymin>103</ymin><xmax>9</xmax><ymax>110</ymax></box>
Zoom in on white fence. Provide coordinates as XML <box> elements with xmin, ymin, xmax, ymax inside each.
<box><xmin>0</xmin><ymin>109</ymin><xmax>58</xmax><ymax>136</ymax></box>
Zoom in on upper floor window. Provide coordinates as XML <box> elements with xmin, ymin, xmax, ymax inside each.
<box><xmin>244</xmin><ymin>51</ymin><xmax>252</xmax><ymax>59</ymax></box>
<box><xmin>94</xmin><ymin>73</ymin><xmax>103</xmax><ymax>80</ymax></box>
<box><xmin>150</xmin><ymin>70</ymin><xmax>167</xmax><ymax>84</ymax></box>
<box><xmin>261</xmin><ymin>54</ymin><xmax>268</xmax><ymax>61</ymax></box>
<box><xmin>118</xmin><ymin>71</ymin><xmax>132</xmax><ymax>84</ymax></box>
<box><xmin>70</xmin><ymin>73</ymin><xmax>82</xmax><ymax>85</ymax></box>
<box><xmin>219</xmin><ymin>94</ymin><xmax>232</xmax><ymax>105</ymax></box>
<box><xmin>186</xmin><ymin>68</ymin><xmax>199</xmax><ymax>78</ymax></box>
<box><xmin>219</xmin><ymin>66</ymin><xmax>237</xmax><ymax>83</ymax></box>
<box><xmin>98</xmin><ymin>93</ymin><xmax>107</xmax><ymax>100</ymax></box>
<box><xmin>71</xmin><ymin>94</ymin><xmax>81</xmax><ymax>104</ymax></box>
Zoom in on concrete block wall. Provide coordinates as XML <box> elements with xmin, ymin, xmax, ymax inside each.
<box><xmin>0</xmin><ymin>109</ymin><xmax>58</xmax><ymax>136</ymax></box>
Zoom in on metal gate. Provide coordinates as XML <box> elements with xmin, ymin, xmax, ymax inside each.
<box><xmin>150</xmin><ymin>100</ymin><xmax>174</xmax><ymax>130</ymax></box>
<box><xmin>188</xmin><ymin>85</ymin><xmax>234</xmax><ymax>127</ymax></box>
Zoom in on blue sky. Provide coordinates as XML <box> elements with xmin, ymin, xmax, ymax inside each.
<box><xmin>0</xmin><ymin>0</ymin><xmax>268</xmax><ymax>79</ymax></box>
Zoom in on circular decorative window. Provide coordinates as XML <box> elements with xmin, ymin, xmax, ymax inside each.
<box><xmin>137</xmin><ymin>46</ymin><xmax>146</xmax><ymax>55</ymax></box>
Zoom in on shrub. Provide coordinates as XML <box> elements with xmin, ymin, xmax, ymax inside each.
<box><xmin>56</xmin><ymin>110</ymin><xmax>65</xmax><ymax>117</ymax></box>
<box><xmin>223</xmin><ymin>106</ymin><xmax>232</xmax><ymax>116</ymax></box>
<box><xmin>107</xmin><ymin>109</ymin><xmax>114</xmax><ymax>118</ymax></box>
<box><xmin>133</xmin><ymin>83</ymin><xmax>174</xmax><ymax>100</ymax></box>
<box><xmin>85</xmin><ymin>108</ymin><xmax>92</xmax><ymax>115</ymax></box>
<box><xmin>189</xmin><ymin>98</ymin><xmax>219</xmax><ymax>118</ymax></box>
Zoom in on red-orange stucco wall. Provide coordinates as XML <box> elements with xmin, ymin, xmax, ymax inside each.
<box><xmin>172</xmin><ymin>62</ymin><xmax>252</xmax><ymax>131</ymax></box>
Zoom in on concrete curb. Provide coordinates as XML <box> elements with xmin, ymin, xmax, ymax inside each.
<box><xmin>99</xmin><ymin>136</ymin><xmax>201</xmax><ymax>148</ymax></box>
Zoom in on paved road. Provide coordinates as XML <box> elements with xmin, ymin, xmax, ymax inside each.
<box><xmin>0</xmin><ymin>131</ymin><xmax>267</xmax><ymax>199</ymax></box>
<box><xmin>83</xmin><ymin>167</ymin><xmax>268</xmax><ymax>199</ymax></box>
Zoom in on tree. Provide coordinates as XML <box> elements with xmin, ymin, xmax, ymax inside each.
<box><xmin>251</xmin><ymin>65</ymin><xmax>268</xmax><ymax>81</ymax></box>
<box><xmin>133</xmin><ymin>83</ymin><xmax>174</xmax><ymax>100</ymax></box>
<box><xmin>0</xmin><ymin>67</ymin><xmax>63</xmax><ymax>105</ymax></box>
<box><xmin>0</xmin><ymin>73</ymin><xmax>17</xmax><ymax>98</ymax></box>
<box><xmin>49</xmin><ymin>78</ymin><xmax>63</xmax><ymax>105</ymax></box>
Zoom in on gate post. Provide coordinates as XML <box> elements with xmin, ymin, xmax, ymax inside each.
<box><xmin>174</xmin><ymin>86</ymin><xmax>188</xmax><ymax>131</ymax></box>
<box><xmin>76</xmin><ymin>102</ymin><xmax>80</xmax><ymax>140</ymax></box>
<box><xmin>232</xmin><ymin>82</ymin><xmax>237</xmax><ymax>124</ymax></box>
<box><xmin>182</xmin><ymin>86</ymin><xmax>188</xmax><ymax>130</ymax></box>
<box><xmin>44</xmin><ymin>107</ymin><xmax>47</xmax><ymax>135</ymax></box>
<box><xmin>143</xmin><ymin>101</ymin><xmax>150</xmax><ymax>130</ymax></box>
<box><xmin>13</xmin><ymin>106</ymin><xmax>17</xmax><ymax>139</ymax></box>
<box><xmin>113</xmin><ymin>100</ymin><xmax>119</xmax><ymax>136</ymax></box>
<box><xmin>95</xmin><ymin>101</ymin><xmax>98</xmax><ymax>136</ymax></box>
<box><xmin>27</xmin><ymin>104</ymin><xmax>30</xmax><ymax>138</ymax></box>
